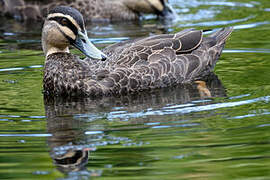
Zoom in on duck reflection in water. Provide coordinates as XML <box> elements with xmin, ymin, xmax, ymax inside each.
<box><xmin>46</xmin><ymin>103</ymin><xmax>100</xmax><ymax>177</ymax></box>
<box><xmin>45</xmin><ymin>73</ymin><xmax>226</xmax><ymax>177</ymax></box>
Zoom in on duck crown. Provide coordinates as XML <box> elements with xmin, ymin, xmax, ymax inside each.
<box><xmin>48</xmin><ymin>6</ymin><xmax>85</xmax><ymax>33</ymax></box>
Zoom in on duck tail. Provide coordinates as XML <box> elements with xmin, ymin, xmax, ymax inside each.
<box><xmin>199</xmin><ymin>27</ymin><xmax>233</xmax><ymax>73</ymax></box>
<box><xmin>210</xmin><ymin>27</ymin><xmax>234</xmax><ymax>44</ymax></box>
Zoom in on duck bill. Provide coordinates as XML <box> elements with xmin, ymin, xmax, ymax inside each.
<box><xmin>72</xmin><ymin>31</ymin><xmax>107</xmax><ymax>61</ymax></box>
<box><xmin>160</xmin><ymin>2</ymin><xmax>177</xmax><ymax>20</ymax></box>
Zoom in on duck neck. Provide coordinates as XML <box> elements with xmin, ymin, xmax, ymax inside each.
<box><xmin>44</xmin><ymin>46</ymin><xmax>70</xmax><ymax>58</ymax></box>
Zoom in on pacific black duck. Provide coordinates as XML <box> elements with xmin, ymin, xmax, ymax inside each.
<box><xmin>0</xmin><ymin>0</ymin><xmax>175</xmax><ymax>21</ymax></box>
<box><xmin>42</xmin><ymin>6</ymin><xmax>233</xmax><ymax>97</ymax></box>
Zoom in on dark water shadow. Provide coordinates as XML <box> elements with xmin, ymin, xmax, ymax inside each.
<box><xmin>44</xmin><ymin>73</ymin><xmax>226</xmax><ymax>178</ymax></box>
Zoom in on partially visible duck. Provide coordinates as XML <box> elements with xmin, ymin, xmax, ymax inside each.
<box><xmin>0</xmin><ymin>0</ymin><xmax>176</xmax><ymax>21</ymax></box>
<box><xmin>42</xmin><ymin>6</ymin><xmax>233</xmax><ymax>97</ymax></box>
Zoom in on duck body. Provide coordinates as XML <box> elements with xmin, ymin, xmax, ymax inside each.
<box><xmin>1</xmin><ymin>0</ymin><xmax>175</xmax><ymax>21</ymax></box>
<box><xmin>43</xmin><ymin>6</ymin><xmax>233</xmax><ymax>97</ymax></box>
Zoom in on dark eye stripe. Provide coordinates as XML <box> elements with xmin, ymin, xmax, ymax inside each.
<box><xmin>54</xmin><ymin>151</ymin><xmax>83</xmax><ymax>165</ymax></box>
<box><xmin>48</xmin><ymin>16</ymin><xmax>78</xmax><ymax>36</ymax></box>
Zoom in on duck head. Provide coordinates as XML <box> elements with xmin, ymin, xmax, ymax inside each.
<box><xmin>124</xmin><ymin>0</ymin><xmax>176</xmax><ymax>19</ymax></box>
<box><xmin>42</xmin><ymin>6</ymin><xmax>107</xmax><ymax>60</ymax></box>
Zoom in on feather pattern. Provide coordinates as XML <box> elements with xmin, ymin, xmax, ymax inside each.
<box><xmin>44</xmin><ymin>27</ymin><xmax>233</xmax><ymax>97</ymax></box>
<box><xmin>0</xmin><ymin>0</ymin><xmax>172</xmax><ymax>21</ymax></box>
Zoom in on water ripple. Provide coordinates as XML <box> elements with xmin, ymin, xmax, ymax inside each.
<box><xmin>230</xmin><ymin>112</ymin><xmax>270</xmax><ymax>120</ymax></box>
<box><xmin>234</xmin><ymin>21</ymin><xmax>269</xmax><ymax>30</ymax></box>
<box><xmin>0</xmin><ymin>114</ymin><xmax>45</xmax><ymax>119</ymax></box>
<box><xmin>224</xmin><ymin>49</ymin><xmax>270</xmax><ymax>54</ymax></box>
<box><xmin>0</xmin><ymin>134</ymin><xmax>51</xmax><ymax>137</ymax></box>
<box><xmin>0</xmin><ymin>65</ymin><xmax>43</xmax><ymax>72</ymax></box>
<box><xmin>172</xmin><ymin>0</ymin><xmax>256</xmax><ymax>8</ymax></box>
<box><xmin>181</xmin><ymin>16</ymin><xmax>253</xmax><ymax>27</ymax></box>
<box><xmin>152</xmin><ymin>123</ymin><xmax>199</xmax><ymax>129</ymax></box>
<box><xmin>229</xmin><ymin>94</ymin><xmax>251</xmax><ymax>100</ymax></box>
<box><xmin>91</xmin><ymin>37</ymin><xmax>129</xmax><ymax>44</ymax></box>
<box><xmin>85</xmin><ymin>131</ymin><xmax>104</xmax><ymax>135</ymax></box>
<box><xmin>107</xmin><ymin>96</ymin><xmax>270</xmax><ymax>120</ymax></box>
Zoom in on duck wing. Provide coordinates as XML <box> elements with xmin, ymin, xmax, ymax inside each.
<box><xmin>103</xmin><ymin>28</ymin><xmax>202</xmax><ymax>57</ymax></box>
<box><xmin>94</xmin><ymin>28</ymin><xmax>233</xmax><ymax>95</ymax></box>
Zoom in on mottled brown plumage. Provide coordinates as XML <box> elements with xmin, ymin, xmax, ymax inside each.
<box><xmin>1</xmin><ymin>0</ymin><xmax>175</xmax><ymax>21</ymax></box>
<box><xmin>42</xmin><ymin>6</ymin><xmax>233</xmax><ymax>97</ymax></box>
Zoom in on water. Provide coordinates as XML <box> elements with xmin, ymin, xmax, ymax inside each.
<box><xmin>1</xmin><ymin>0</ymin><xmax>270</xmax><ymax>179</ymax></box>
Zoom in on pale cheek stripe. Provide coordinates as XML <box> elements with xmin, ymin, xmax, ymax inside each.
<box><xmin>47</xmin><ymin>13</ymin><xmax>81</xmax><ymax>31</ymax></box>
<box><xmin>146</xmin><ymin>0</ymin><xmax>164</xmax><ymax>12</ymax></box>
<box><xmin>59</xmin><ymin>26</ymin><xmax>76</xmax><ymax>40</ymax></box>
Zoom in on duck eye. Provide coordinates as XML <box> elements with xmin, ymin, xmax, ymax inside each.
<box><xmin>60</xmin><ymin>18</ymin><xmax>69</xmax><ymax>26</ymax></box>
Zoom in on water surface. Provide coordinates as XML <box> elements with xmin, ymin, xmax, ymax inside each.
<box><xmin>1</xmin><ymin>0</ymin><xmax>270</xmax><ymax>179</ymax></box>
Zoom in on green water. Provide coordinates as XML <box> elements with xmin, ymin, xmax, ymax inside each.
<box><xmin>1</xmin><ymin>0</ymin><xmax>270</xmax><ymax>179</ymax></box>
